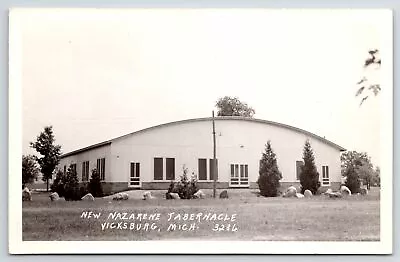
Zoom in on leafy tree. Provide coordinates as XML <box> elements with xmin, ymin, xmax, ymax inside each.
<box><xmin>356</xmin><ymin>49</ymin><xmax>381</xmax><ymax>105</ymax></box>
<box><xmin>343</xmin><ymin>165</ymin><xmax>360</xmax><ymax>193</ymax></box>
<box><xmin>64</xmin><ymin>164</ymin><xmax>80</xmax><ymax>201</ymax></box>
<box><xmin>257</xmin><ymin>141</ymin><xmax>282</xmax><ymax>197</ymax></box>
<box><xmin>372</xmin><ymin>166</ymin><xmax>380</xmax><ymax>187</ymax></box>
<box><xmin>299</xmin><ymin>140</ymin><xmax>320</xmax><ymax>194</ymax></box>
<box><xmin>215</xmin><ymin>96</ymin><xmax>255</xmax><ymax>117</ymax></box>
<box><xmin>88</xmin><ymin>168</ymin><xmax>103</xmax><ymax>197</ymax></box>
<box><xmin>22</xmin><ymin>155</ymin><xmax>40</xmax><ymax>187</ymax></box>
<box><xmin>30</xmin><ymin>126</ymin><xmax>62</xmax><ymax>191</ymax></box>
<box><xmin>357</xmin><ymin>159</ymin><xmax>374</xmax><ymax>190</ymax></box>
<box><xmin>341</xmin><ymin>151</ymin><xmax>371</xmax><ymax>175</ymax></box>
<box><xmin>341</xmin><ymin>151</ymin><xmax>375</xmax><ymax>191</ymax></box>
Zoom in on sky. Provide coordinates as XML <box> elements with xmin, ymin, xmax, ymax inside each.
<box><xmin>17</xmin><ymin>9</ymin><xmax>387</xmax><ymax>167</ymax></box>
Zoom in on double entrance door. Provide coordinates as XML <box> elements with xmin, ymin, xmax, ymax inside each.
<box><xmin>229</xmin><ymin>163</ymin><xmax>249</xmax><ymax>187</ymax></box>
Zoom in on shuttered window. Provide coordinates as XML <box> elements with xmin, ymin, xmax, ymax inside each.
<box><xmin>166</xmin><ymin>158</ymin><xmax>175</xmax><ymax>180</ymax></box>
<box><xmin>154</xmin><ymin>157</ymin><xmax>163</xmax><ymax>180</ymax></box>
<box><xmin>198</xmin><ymin>159</ymin><xmax>207</xmax><ymax>180</ymax></box>
<box><xmin>209</xmin><ymin>159</ymin><xmax>218</xmax><ymax>180</ymax></box>
<box><xmin>96</xmin><ymin>158</ymin><xmax>105</xmax><ymax>180</ymax></box>
<box><xmin>82</xmin><ymin>161</ymin><xmax>89</xmax><ymax>182</ymax></box>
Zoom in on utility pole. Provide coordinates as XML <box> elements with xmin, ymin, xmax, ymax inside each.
<box><xmin>212</xmin><ymin>110</ymin><xmax>217</xmax><ymax>198</ymax></box>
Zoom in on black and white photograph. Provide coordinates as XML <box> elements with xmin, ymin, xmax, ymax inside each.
<box><xmin>9</xmin><ymin>8</ymin><xmax>393</xmax><ymax>254</ymax></box>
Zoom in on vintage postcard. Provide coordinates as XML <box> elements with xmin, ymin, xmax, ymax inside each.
<box><xmin>9</xmin><ymin>8</ymin><xmax>393</xmax><ymax>254</ymax></box>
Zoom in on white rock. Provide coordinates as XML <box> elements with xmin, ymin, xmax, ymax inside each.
<box><xmin>113</xmin><ymin>192</ymin><xmax>129</xmax><ymax>201</ymax></box>
<box><xmin>283</xmin><ymin>186</ymin><xmax>297</xmax><ymax>197</ymax></box>
<box><xmin>81</xmin><ymin>193</ymin><xmax>95</xmax><ymax>201</ymax></box>
<box><xmin>169</xmin><ymin>192</ymin><xmax>181</xmax><ymax>199</ymax></box>
<box><xmin>22</xmin><ymin>187</ymin><xmax>32</xmax><ymax>201</ymax></box>
<box><xmin>340</xmin><ymin>185</ymin><xmax>352</xmax><ymax>196</ymax></box>
<box><xmin>360</xmin><ymin>188</ymin><xmax>368</xmax><ymax>195</ymax></box>
<box><xmin>193</xmin><ymin>190</ymin><xmax>205</xmax><ymax>199</ymax></box>
<box><xmin>296</xmin><ymin>193</ymin><xmax>305</xmax><ymax>198</ymax></box>
<box><xmin>142</xmin><ymin>191</ymin><xmax>154</xmax><ymax>200</ymax></box>
<box><xmin>304</xmin><ymin>190</ymin><xmax>313</xmax><ymax>198</ymax></box>
<box><xmin>324</xmin><ymin>188</ymin><xmax>333</xmax><ymax>195</ymax></box>
<box><xmin>327</xmin><ymin>192</ymin><xmax>342</xmax><ymax>198</ymax></box>
<box><xmin>49</xmin><ymin>192</ymin><xmax>60</xmax><ymax>201</ymax></box>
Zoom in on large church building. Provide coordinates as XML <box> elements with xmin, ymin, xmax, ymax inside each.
<box><xmin>58</xmin><ymin>117</ymin><xmax>345</xmax><ymax>194</ymax></box>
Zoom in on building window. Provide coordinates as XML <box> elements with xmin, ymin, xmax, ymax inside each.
<box><xmin>70</xmin><ymin>163</ymin><xmax>77</xmax><ymax>174</ymax></box>
<box><xmin>209</xmin><ymin>159</ymin><xmax>218</xmax><ymax>180</ymax></box>
<box><xmin>154</xmin><ymin>157</ymin><xmax>163</xmax><ymax>180</ymax></box>
<box><xmin>166</xmin><ymin>158</ymin><xmax>175</xmax><ymax>180</ymax></box>
<box><xmin>198</xmin><ymin>159</ymin><xmax>207</xmax><ymax>180</ymax></box>
<box><xmin>96</xmin><ymin>158</ymin><xmax>105</xmax><ymax>180</ymax></box>
<box><xmin>296</xmin><ymin>161</ymin><xmax>304</xmax><ymax>181</ymax></box>
<box><xmin>82</xmin><ymin>161</ymin><xmax>89</xmax><ymax>182</ymax></box>
<box><xmin>322</xmin><ymin>166</ymin><xmax>330</xmax><ymax>186</ymax></box>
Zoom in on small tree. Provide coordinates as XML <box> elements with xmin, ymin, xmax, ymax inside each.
<box><xmin>30</xmin><ymin>126</ymin><xmax>62</xmax><ymax>191</ymax></box>
<box><xmin>257</xmin><ymin>141</ymin><xmax>282</xmax><ymax>197</ymax></box>
<box><xmin>22</xmin><ymin>155</ymin><xmax>40</xmax><ymax>187</ymax></box>
<box><xmin>299</xmin><ymin>140</ymin><xmax>320</xmax><ymax>194</ymax></box>
<box><xmin>215</xmin><ymin>96</ymin><xmax>255</xmax><ymax>117</ymax></box>
<box><xmin>64</xmin><ymin>164</ymin><xmax>80</xmax><ymax>201</ymax></box>
<box><xmin>88</xmin><ymin>168</ymin><xmax>103</xmax><ymax>197</ymax></box>
<box><xmin>167</xmin><ymin>166</ymin><xmax>198</xmax><ymax>199</ymax></box>
<box><xmin>50</xmin><ymin>169</ymin><xmax>67</xmax><ymax>197</ymax></box>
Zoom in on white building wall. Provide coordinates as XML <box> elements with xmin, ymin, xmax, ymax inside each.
<box><xmin>110</xmin><ymin>119</ymin><xmax>342</xmax><ymax>185</ymax></box>
<box><xmin>58</xmin><ymin>144</ymin><xmax>111</xmax><ymax>182</ymax></box>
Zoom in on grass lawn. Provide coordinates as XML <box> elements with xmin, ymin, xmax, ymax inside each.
<box><xmin>22</xmin><ymin>188</ymin><xmax>380</xmax><ymax>241</ymax></box>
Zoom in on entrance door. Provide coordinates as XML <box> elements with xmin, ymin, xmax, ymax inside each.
<box><xmin>129</xmin><ymin>162</ymin><xmax>141</xmax><ymax>188</ymax></box>
<box><xmin>230</xmin><ymin>164</ymin><xmax>249</xmax><ymax>187</ymax></box>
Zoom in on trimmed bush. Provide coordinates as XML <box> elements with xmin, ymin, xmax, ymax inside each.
<box><xmin>64</xmin><ymin>164</ymin><xmax>81</xmax><ymax>201</ymax></box>
<box><xmin>257</xmin><ymin>141</ymin><xmax>282</xmax><ymax>197</ymax></box>
<box><xmin>88</xmin><ymin>168</ymin><xmax>103</xmax><ymax>197</ymax></box>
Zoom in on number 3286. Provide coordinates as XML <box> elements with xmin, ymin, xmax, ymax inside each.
<box><xmin>212</xmin><ymin>224</ymin><xmax>238</xmax><ymax>232</ymax></box>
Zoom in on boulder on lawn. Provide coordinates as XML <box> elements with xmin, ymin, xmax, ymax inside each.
<box><xmin>283</xmin><ymin>186</ymin><xmax>297</xmax><ymax>197</ymax></box>
<box><xmin>49</xmin><ymin>192</ymin><xmax>60</xmax><ymax>201</ymax></box>
<box><xmin>327</xmin><ymin>192</ymin><xmax>342</xmax><ymax>198</ymax></box>
<box><xmin>22</xmin><ymin>187</ymin><xmax>32</xmax><ymax>201</ymax></box>
<box><xmin>166</xmin><ymin>192</ymin><xmax>173</xmax><ymax>199</ymax></box>
<box><xmin>324</xmin><ymin>188</ymin><xmax>333</xmax><ymax>195</ymax></box>
<box><xmin>81</xmin><ymin>193</ymin><xmax>95</xmax><ymax>201</ymax></box>
<box><xmin>142</xmin><ymin>191</ymin><xmax>154</xmax><ymax>200</ymax></box>
<box><xmin>340</xmin><ymin>185</ymin><xmax>352</xmax><ymax>196</ymax></box>
<box><xmin>360</xmin><ymin>188</ymin><xmax>368</xmax><ymax>195</ymax></box>
<box><xmin>219</xmin><ymin>190</ymin><xmax>229</xmax><ymax>199</ymax></box>
<box><xmin>168</xmin><ymin>192</ymin><xmax>180</xmax><ymax>200</ymax></box>
<box><xmin>113</xmin><ymin>192</ymin><xmax>129</xmax><ymax>201</ymax></box>
<box><xmin>304</xmin><ymin>190</ymin><xmax>313</xmax><ymax>198</ymax></box>
<box><xmin>193</xmin><ymin>190</ymin><xmax>205</xmax><ymax>199</ymax></box>
<box><xmin>296</xmin><ymin>193</ymin><xmax>304</xmax><ymax>198</ymax></box>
